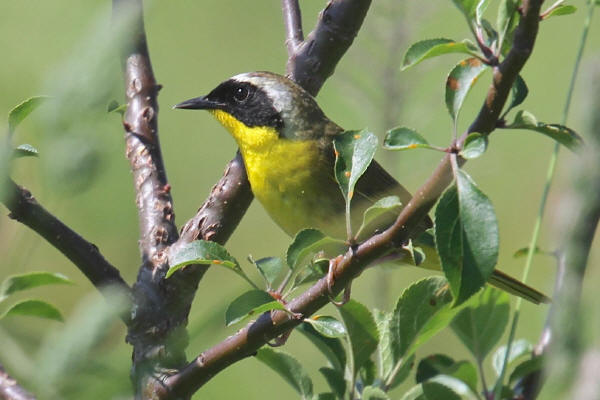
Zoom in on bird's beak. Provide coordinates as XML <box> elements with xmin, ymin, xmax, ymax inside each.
<box><xmin>173</xmin><ymin>96</ymin><xmax>224</xmax><ymax>110</ymax></box>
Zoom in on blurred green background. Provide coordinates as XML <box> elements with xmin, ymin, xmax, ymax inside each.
<box><xmin>0</xmin><ymin>1</ymin><xmax>598</xmax><ymax>398</ymax></box>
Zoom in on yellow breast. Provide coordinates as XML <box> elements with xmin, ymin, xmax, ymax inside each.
<box><xmin>211</xmin><ymin>110</ymin><xmax>345</xmax><ymax>237</ymax></box>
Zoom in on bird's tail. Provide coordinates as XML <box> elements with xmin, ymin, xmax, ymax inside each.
<box><xmin>488</xmin><ymin>269</ymin><xmax>551</xmax><ymax>305</ymax></box>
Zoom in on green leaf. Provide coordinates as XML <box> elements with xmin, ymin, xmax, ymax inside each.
<box><xmin>451</xmin><ymin>288</ymin><xmax>510</xmax><ymax>362</ymax></box>
<box><xmin>13</xmin><ymin>144</ymin><xmax>39</xmax><ymax>158</ymax></box>
<box><xmin>334</xmin><ymin>129</ymin><xmax>378</xmax><ymax>237</ymax></box>
<box><xmin>319</xmin><ymin>368</ymin><xmax>346</xmax><ymax>399</ymax></box>
<box><xmin>0</xmin><ymin>272</ymin><xmax>72</xmax><ymax>302</ymax></box>
<box><xmin>446</xmin><ymin>58</ymin><xmax>488</xmax><ymax>123</ymax></box>
<box><xmin>355</xmin><ymin>195</ymin><xmax>402</xmax><ymax>239</ymax></box>
<box><xmin>286</xmin><ymin>229</ymin><xmax>341</xmax><ymax>271</ymax></box>
<box><xmin>360</xmin><ymin>358</ymin><xmax>377</xmax><ymax>387</ymax></box>
<box><xmin>460</xmin><ymin>133</ymin><xmax>488</xmax><ymax>159</ymax></box>
<box><xmin>543</xmin><ymin>4</ymin><xmax>577</xmax><ymax>19</ymax></box>
<box><xmin>492</xmin><ymin>338</ymin><xmax>533</xmax><ymax>376</ymax></box>
<box><xmin>388</xmin><ymin>276</ymin><xmax>463</xmax><ymax>384</ymax></box>
<box><xmin>435</xmin><ymin>170</ymin><xmax>499</xmax><ymax>306</ymax></box>
<box><xmin>423</xmin><ymin>375</ymin><xmax>479</xmax><ymax>400</ymax></box>
<box><xmin>480</xmin><ymin>18</ymin><xmax>498</xmax><ymax>46</ymax></box>
<box><xmin>376</xmin><ymin>307</ymin><xmax>414</xmax><ymax>388</ymax></box>
<box><xmin>107</xmin><ymin>100</ymin><xmax>127</xmax><ymax>115</ymax></box>
<box><xmin>497</xmin><ymin>0</ymin><xmax>520</xmax><ymax>50</ymax></box>
<box><xmin>452</xmin><ymin>0</ymin><xmax>479</xmax><ymax>21</ymax></box>
<box><xmin>400</xmin><ymin>384</ymin><xmax>427</xmax><ymax>400</ymax></box>
<box><xmin>304</xmin><ymin>316</ymin><xmax>346</xmax><ymax>338</ymax></box>
<box><xmin>383</xmin><ymin>127</ymin><xmax>432</xmax><ymax>151</ymax></box>
<box><xmin>297</xmin><ymin>323</ymin><xmax>346</xmax><ymax>370</ymax></box>
<box><xmin>416</xmin><ymin>354</ymin><xmax>455</xmax><ymax>383</ymax></box>
<box><xmin>417</xmin><ymin>357</ymin><xmax>478</xmax><ymax>394</ymax></box>
<box><xmin>292</xmin><ymin>259</ymin><xmax>328</xmax><ymax>288</ymax></box>
<box><xmin>362</xmin><ymin>386</ymin><xmax>390</xmax><ymax>400</ymax></box>
<box><xmin>508</xmin><ymin>355</ymin><xmax>544</xmax><ymax>384</ymax></box>
<box><xmin>387</xmin><ymin>355</ymin><xmax>415</xmax><ymax>390</ymax></box>
<box><xmin>1</xmin><ymin>299</ymin><xmax>63</xmax><ymax>321</ymax></box>
<box><xmin>255</xmin><ymin>348</ymin><xmax>313</xmax><ymax>399</ymax></box>
<box><xmin>403</xmin><ymin>240</ymin><xmax>426</xmax><ymax>266</ymax></box>
<box><xmin>504</xmin><ymin>75</ymin><xmax>529</xmax><ymax>117</ymax></box>
<box><xmin>225</xmin><ymin>290</ymin><xmax>284</xmax><ymax>326</ymax></box>
<box><xmin>166</xmin><ymin>240</ymin><xmax>243</xmax><ymax>279</ymax></box>
<box><xmin>475</xmin><ymin>0</ymin><xmax>491</xmax><ymax>25</ymax></box>
<box><xmin>504</xmin><ymin>110</ymin><xmax>584</xmax><ymax>151</ymax></box>
<box><xmin>401</xmin><ymin>39</ymin><xmax>480</xmax><ymax>70</ymax></box>
<box><xmin>339</xmin><ymin>300</ymin><xmax>379</xmax><ymax>376</ymax></box>
<box><xmin>251</xmin><ymin>256</ymin><xmax>284</xmax><ymax>288</ymax></box>
<box><xmin>334</xmin><ymin>129</ymin><xmax>378</xmax><ymax>202</ymax></box>
<box><xmin>8</xmin><ymin>96</ymin><xmax>49</xmax><ymax>134</ymax></box>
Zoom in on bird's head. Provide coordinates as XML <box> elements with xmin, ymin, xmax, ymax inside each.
<box><xmin>174</xmin><ymin>71</ymin><xmax>337</xmax><ymax>142</ymax></box>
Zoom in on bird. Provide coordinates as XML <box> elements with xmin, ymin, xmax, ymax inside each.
<box><xmin>174</xmin><ymin>71</ymin><xmax>549</xmax><ymax>304</ymax></box>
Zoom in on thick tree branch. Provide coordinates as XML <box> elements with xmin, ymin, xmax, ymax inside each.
<box><xmin>114</xmin><ymin>0</ymin><xmax>178</xmax><ymax>267</ymax></box>
<box><xmin>1</xmin><ymin>180</ymin><xmax>129</xmax><ymax>297</ymax></box>
<box><xmin>286</xmin><ymin>0</ymin><xmax>371</xmax><ymax>96</ymax></box>
<box><xmin>0</xmin><ymin>364</ymin><xmax>35</xmax><ymax>400</ymax></box>
<box><xmin>163</xmin><ymin>2</ymin><xmax>544</xmax><ymax>396</ymax></box>
<box><xmin>281</xmin><ymin>0</ymin><xmax>304</xmax><ymax>56</ymax></box>
<box><xmin>113</xmin><ymin>0</ymin><xmax>191</xmax><ymax>396</ymax></box>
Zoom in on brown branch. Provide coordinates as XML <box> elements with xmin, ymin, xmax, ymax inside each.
<box><xmin>112</xmin><ymin>0</ymin><xmax>192</xmax><ymax>396</ymax></box>
<box><xmin>1</xmin><ymin>180</ymin><xmax>129</xmax><ymax>298</ymax></box>
<box><xmin>281</xmin><ymin>0</ymin><xmax>304</xmax><ymax>56</ymax></box>
<box><xmin>163</xmin><ymin>2</ymin><xmax>544</xmax><ymax>396</ymax></box>
<box><xmin>0</xmin><ymin>364</ymin><xmax>35</xmax><ymax>400</ymax></box>
<box><xmin>286</xmin><ymin>0</ymin><xmax>372</xmax><ymax>96</ymax></box>
<box><xmin>114</xmin><ymin>0</ymin><xmax>178</xmax><ymax>267</ymax></box>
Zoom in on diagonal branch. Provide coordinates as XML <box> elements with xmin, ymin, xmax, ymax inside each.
<box><xmin>281</xmin><ymin>0</ymin><xmax>304</xmax><ymax>56</ymax></box>
<box><xmin>286</xmin><ymin>0</ymin><xmax>371</xmax><ymax>96</ymax></box>
<box><xmin>1</xmin><ymin>180</ymin><xmax>129</xmax><ymax>298</ymax></box>
<box><xmin>0</xmin><ymin>363</ymin><xmax>35</xmax><ymax>400</ymax></box>
<box><xmin>163</xmin><ymin>1</ymin><xmax>544</xmax><ymax>397</ymax></box>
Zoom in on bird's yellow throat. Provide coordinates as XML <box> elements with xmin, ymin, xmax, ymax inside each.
<box><xmin>209</xmin><ymin>109</ymin><xmax>336</xmax><ymax>237</ymax></box>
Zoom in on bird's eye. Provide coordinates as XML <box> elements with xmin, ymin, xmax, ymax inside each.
<box><xmin>233</xmin><ymin>86</ymin><xmax>249</xmax><ymax>102</ymax></box>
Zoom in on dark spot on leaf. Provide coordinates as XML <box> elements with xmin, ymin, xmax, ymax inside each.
<box><xmin>447</xmin><ymin>77</ymin><xmax>459</xmax><ymax>91</ymax></box>
<box><xmin>429</xmin><ymin>297</ymin><xmax>437</xmax><ymax>306</ymax></box>
<box><xmin>468</xmin><ymin>58</ymin><xmax>482</xmax><ymax>67</ymax></box>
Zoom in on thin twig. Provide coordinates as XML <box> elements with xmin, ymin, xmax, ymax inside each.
<box><xmin>281</xmin><ymin>0</ymin><xmax>304</xmax><ymax>56</ymax></box>
<box><xmin>1</xmin><ymin>180</ymin><xmax>130</xmax><ymax>302</ymax></box>
<box><xmin>0</xmin><ymin>364</ymin><xmax>35</xmax><ymax>400</ymax></box>
<box><xmin>162</xmin><ymin>1</ymin><xmax>544</xmax><ymax>397</ymax></box>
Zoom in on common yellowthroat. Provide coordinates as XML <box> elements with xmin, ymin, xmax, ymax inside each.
<box><xmin>175</xmin><ymin>71</ymin><xmax>549</xmax><ymax>304</ymax></box>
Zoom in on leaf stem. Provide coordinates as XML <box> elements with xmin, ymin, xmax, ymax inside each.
<box><xmin>493</xmin><ymin>2</ymin><xmax>596</xmax><ymax>397</ymax></box>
